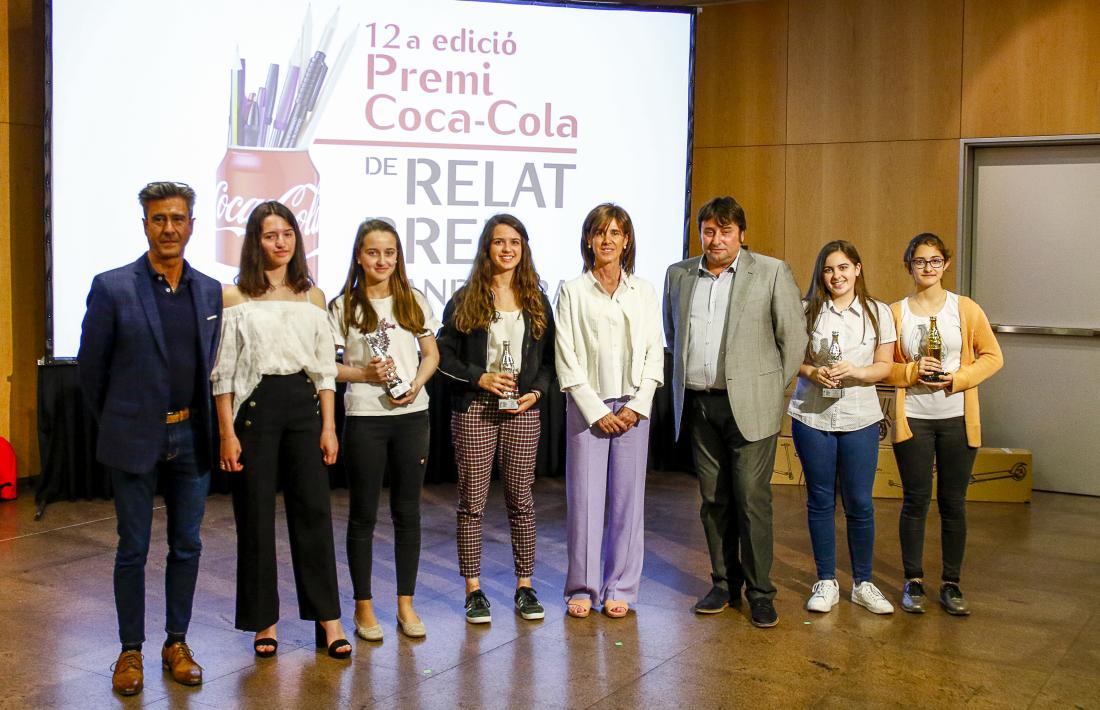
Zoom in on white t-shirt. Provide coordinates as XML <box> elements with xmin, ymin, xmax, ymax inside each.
<box><xmin>328</xmin><ymin>291</ymin><xmax>441</xmax><ymax>416</ymax></box>
<box><xmin>899</xmin><ymin>291</ymin><xmax>965</xmax><ymax>419</ymax></box>
<box><xmin>789</xmin><ymin>298</ymin><xmax>896</xmax><ymax>432</ymax></box>
<box><xmin>486</xmin><ymin>309</ymin><xmax>526</xmax><ymax>374</ymax></box>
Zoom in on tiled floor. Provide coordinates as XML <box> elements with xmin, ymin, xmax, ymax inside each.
<box><xmin>1</xmin><ymin>471</ymin><xmax>1097</xmax><ymax>709</ymax></box>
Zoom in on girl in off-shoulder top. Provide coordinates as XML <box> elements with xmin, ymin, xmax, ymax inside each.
<box><xmin>211</xmin><ymin>200</ymin><xmax>350</xmax><ymax>660</ymax></box>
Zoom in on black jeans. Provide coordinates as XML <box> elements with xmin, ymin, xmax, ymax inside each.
<box><xmin>109</xmin><ymin>419</ymin><xmax>209</xmax><ymax>646</ymax></box>
<box><xmin>892</xmin><ymin>416</ymin><xmax>977</xmax><ymax>583</ymax></box>
<box><xmin>342</xmin><ymin>411</ymin><xmax>430</xmax><ymax>599</ymax></box>
<box><xmin>231</xmin><ymin>373</ymin><xmax>341</xmax><ymax>631</ymax></box>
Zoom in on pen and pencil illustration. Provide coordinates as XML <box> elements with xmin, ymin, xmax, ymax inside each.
<box><xmin>216</xmin><ymin>5</ymin><xmax>354</xmax><ymax>278</ymax></box>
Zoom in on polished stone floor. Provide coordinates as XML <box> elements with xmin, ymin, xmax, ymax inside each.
<box><xmin>1</xmin><ymin>471</ymin><xmax>1097</xmax><ymax>709</ymax></box>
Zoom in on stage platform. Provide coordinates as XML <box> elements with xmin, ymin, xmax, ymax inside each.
<box><xmin>1</xmin><ymin>470</ymin><xmax>1097</xmax><ymax>708</ymax></box>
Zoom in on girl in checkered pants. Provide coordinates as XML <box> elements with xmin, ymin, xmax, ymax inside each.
<box><xmin>437</xmin><ymin>214</ymin><xmax>556</xmax><ymax>624</ymax></box>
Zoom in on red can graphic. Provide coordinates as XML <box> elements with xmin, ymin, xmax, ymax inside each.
<box><xmin>215</xmin><ymin>148</ymin><xmax>320</xmax><ymax>277</ymax></box>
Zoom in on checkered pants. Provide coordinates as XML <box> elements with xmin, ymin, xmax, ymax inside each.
<box><xmin>452</xmin><ymin>392</ymin><xmax>541</xmax><ymax>578</ymax></box>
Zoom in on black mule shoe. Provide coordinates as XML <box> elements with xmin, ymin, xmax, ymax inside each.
<box><xmin>314</xmin><ymin>622</ymin><xmax>351</xmax><ymax>659</ymax></box>
<box><xmin>253</xmin><ymin>637</ymin><xmax>278</xmax><ymax>658</ymax></box>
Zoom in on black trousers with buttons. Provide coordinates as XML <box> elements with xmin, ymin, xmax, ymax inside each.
<box><xmin>230</xmin><ymin>372</ymin><xmax>341</xmax><ymax>631</ymax></box>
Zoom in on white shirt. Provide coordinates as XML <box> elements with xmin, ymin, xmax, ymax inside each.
<box><xmin>486</xmin><ymin>309</ymin><xmax>526</xmax><ymax>374</ymax></box>
<box><xmin>554</xmin><ymin>271</ymin><xmax>665</xmax><ymax>426</ymax></box>
<box><xmin>328</xmin><ymin>291</ymin><xmax>440</xmax><ymax>417</ymax></box>
<box><xmin>686</xmin><ymin>253</ymin><xmax>738</xmax><ymax>390</ymax></box>
<box><xmin>899</xmin><ymin>292</ymin><xmax>965</xmax><ymax>419</ymax></box>
<box><xmin>211</xmin><ymin>298</ymin><xmax>337</xmax><ymax>421</ymax></box>
<box><xmin>788</xmin><ymin>298</ymin><xmax>896</xmax><ymax>432</ymax></box>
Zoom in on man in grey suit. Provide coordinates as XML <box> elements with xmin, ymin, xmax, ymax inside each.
<box><xmin>663</xmin><ymin>196</ymin><xmax>806</xmax><ymax>627</ymax></box>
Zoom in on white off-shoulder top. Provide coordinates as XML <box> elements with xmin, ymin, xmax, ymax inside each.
<box><xmin>211</xmin><ymin>297</ymin><xmax>337</xmax><ymax>420</ymax></box>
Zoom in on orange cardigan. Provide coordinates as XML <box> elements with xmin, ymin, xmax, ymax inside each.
<box><xmin>884</xmin><ymin>295</ymin><xmax>1004</xmax><ymax>447</ymax></box>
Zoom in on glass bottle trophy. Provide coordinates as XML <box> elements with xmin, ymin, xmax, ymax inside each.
<box><xmin>822</xmin><ymin>331</ymin><xmax>844</xmax><ymax>398</ymax></box>
<box><xmin>364</xmin><ymin>326</ymin><xmax>412</xmax><ymax>399</ymax></box>
<box><xmin>923</xmin><ymin>315</ymin><xmax>945</xmax><ymax>382</ymax></box>
<box><xmin>498</xmin><ymin>340</ymin><xmax>520</xmax><ymax>411</ymax></box>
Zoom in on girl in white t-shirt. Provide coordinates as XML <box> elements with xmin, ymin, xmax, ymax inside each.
<box><xmin>887</xmin><ymin>233</ymin><xmax>1002</xmax><ymax>616</ymax></box>
<box><xmin>789</xmin><ymin>240</ymin><xmax>896</xmax><ymax>616</ymax></box>
<box><xmin>328</xmin><ymin>219</ymin><xmax>440</xmax><ymax>641</ymax></box>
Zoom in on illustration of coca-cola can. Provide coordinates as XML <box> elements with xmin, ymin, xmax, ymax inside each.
<box><xmin>215</xmin><ymin>148</ymin><xmax>320</xmax><ymax>277</ymax></box>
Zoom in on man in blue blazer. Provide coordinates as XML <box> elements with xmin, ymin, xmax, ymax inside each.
<box><xmin>79</xmin><ymin>182</ymin><xmax>222</xmax><ymax>696</ymax></box>
<box><xmin>663</xmin><ymin>196</ymin><xmax>806</xmax><ymax>629</ymax></box>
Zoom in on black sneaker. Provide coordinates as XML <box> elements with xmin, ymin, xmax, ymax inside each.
<box><xmin>465</xmin><ymin>590</ymin><xmax>491</xmax><ymax>624</ymax></box>
<box><xmin>694</xmin><ymin>585</ymin><xmax>731</xmax><ymax>614</ymax></box>
<box><xmin>749</xmin><ymin>598</ymin><xmax>778</xmax><ymax>628</ymax></box>
<box><xmin>901</xmin><ymin>579</ymin><xmax>927</xmax><ymax>614</ymax></box>
<box><xmin>939</xmin><ymin>583</ymin><xmax>971</xmax><ymax>616</ymax></box>
<box><xmin>514</xmin><ymin>587</ymin><xmax>545</xmax><ymax>620</ymax></box>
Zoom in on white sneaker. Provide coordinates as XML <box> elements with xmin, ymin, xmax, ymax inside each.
<box><xmin>851</xmin><ymin>581</ymin><xmax>895</xmax><ymax>614</ymax></box>
<box><xmin>805</xmin><ymin>579</ymin><xmax>840</xmax><ymax>612</ymax></box>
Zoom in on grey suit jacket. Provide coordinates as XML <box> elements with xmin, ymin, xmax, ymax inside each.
<box><xmin>663</xmin><ymin>249</ymin><xmax>807</xmax><ymax>442</ymax></box>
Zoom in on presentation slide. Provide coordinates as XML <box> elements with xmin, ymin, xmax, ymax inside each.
<box><xmin>49</xmin><ymin>0</ymin><xmax>693</xmax><ymax>358</ymax></box>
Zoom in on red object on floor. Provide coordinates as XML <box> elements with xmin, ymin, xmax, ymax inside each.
<box><xmin>0</xmin><ymin>436</ymin><xmax>15</xmax><ymax>500</ymax></box>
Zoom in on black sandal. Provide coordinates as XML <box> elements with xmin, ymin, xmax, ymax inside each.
<box><xmin>314</xmin><ymin>622</ymin><xmax>351</xmax><ymax>659</ymax></box>
<box><xmin>253</xmin><ymin>637</ymin><xmax>278</xmax><ymax>658</ymax></box>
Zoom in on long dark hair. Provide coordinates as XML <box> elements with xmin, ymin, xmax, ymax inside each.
<box><xmin>452</xmin><ymin>214</ymin><xmax>548</xmax><ymax>339</ymax></box>
<box><xmin>580</xmin><ymin>203</ymin><xmax>636</xmax><ymax>274</ymax></box>
<box><xmin>236</xmin><ymin>201</ymin><xmax>313</xmax><ymax>297</ymax></box>
<box><xmin>802</xmin><ymin>240</ymin><xmax>881</xmax><ymax>358</ymax></box>
<box><xmin>331</xmin><ymin>219</ymin><xmax>425</xmax><ymax>336</ymax></box>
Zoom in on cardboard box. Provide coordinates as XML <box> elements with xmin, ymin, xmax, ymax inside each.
<box><xmin>872</xmin><ymin>447</ymin><xmax>1032</xmax><ymax>503</ymax></box>
<box><xmin>774</xmin><ymin>434</ymin><xmax>1032</xmax><ymax>504</ymax></box>
<box><xmin>782</xmin><ymin>386</ymin><xmax>896</xmax><ymax>445</ymax></box>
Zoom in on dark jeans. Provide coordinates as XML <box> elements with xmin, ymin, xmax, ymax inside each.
<box><xmin>343</xmin><ymin>411</ymin><xmax>430</xmax><ymax>599</ymax></box>
<box><xmin>231</xmin><ymin>373</ymin><xmax>341</xmax><ymax>631</ymax></box>
<box><xmin>109</xmin><ymin>420</ymin><xmax>209</xmax><ymax>647</ymax></box>
<box><xmin>791</xmin><ymin>420</ymin><xmax>879</xmax><ymax>583</ymax></box>
<box><xmin>688</xmin><ymin>390</ymin><xmax>778</xmax><ymax>603</ymax></box>
<box><xmin>892</xmin><ymin>416</ymin><xmax>977</xmax><ymax>583</ymax></box>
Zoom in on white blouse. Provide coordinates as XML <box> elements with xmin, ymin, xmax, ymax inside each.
<box><xmin>211</xmin><ymin>298</ymin><xmax>337</xmax><ymax>420</ymax></box>
<box><xmin>788</xmin><ymin>298</ymin><xmax>895</xmax><ymax>432</ymax></box>
<box><xmin>554</xmin><ymin>271</ymin><xmax>664</xmax><ymax>426</ymax></box>
<box><xmin>899</xmin><ymin>292</ymin><xmax>965</xmax><ymax>419</ymax></box>
<box><xmin>328</xmin><ymin>291</ymin><xmax>440</xmax><ymax>417</ymax></box>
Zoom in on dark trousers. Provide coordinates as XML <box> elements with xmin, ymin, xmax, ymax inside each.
<box><xmin>343</xmin><ymin>411</ymin><xmax>429</xmax><ymax>599</ymax></box>
<box><xmin>231</xmin><ymin>373</ymin><xmax>341</xmax><ymax>631</ymax></box>
<box><xmin>892</xmin><ymin>416</ymin><xmax>977</xmax><ymax>583</ymax></box>
<box><xmin>791</xmin><ymin>420</ymin><xmax>879</xmax><ymax>583</ymax></box>
<box><xmin>109</xmin><ymin>420</ymin><xmax>209</xmax><ymax>646</ymax></box>
<box><xmin>688</xmin><ymin>390</ymin><xmax>778</xmax><ymax>602</ymax></box>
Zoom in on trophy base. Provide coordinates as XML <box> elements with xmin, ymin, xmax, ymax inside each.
<box><xmin>387</xmin><ymin>382</ymin><xmax>412</xmax><ymax>399</ymax></box>
<box><xmin>498</xmin><ymin>398</ymin><xmax>519</xmax><ymax>411</ymax></box>
<box><xmin>822</xmin><ymin>387</ymin><xmax>844</xmax><ymax>399</ymax></box>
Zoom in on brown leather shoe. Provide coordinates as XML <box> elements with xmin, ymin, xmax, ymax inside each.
<box><xmin>161</xmin><ymin>641</ymin><xmax>203</xmax><ymax>686</ymax></box>
<box><xmin>111</xmin><ymin>650</ymin><xmax>143</xmax><ymax>696</ymax></box>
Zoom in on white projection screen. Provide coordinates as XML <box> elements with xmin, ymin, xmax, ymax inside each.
<box><xmin>47</xmin><ymin>0</ymin><xmax>694</xmax><ymax>359</ymax></box>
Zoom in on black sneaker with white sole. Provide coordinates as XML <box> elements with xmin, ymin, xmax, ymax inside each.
<box><xmin>514</xmin><ymin>587</ymin><xmax>545</xmax><ymax>620</ymax></box>
<box><xmin>465</xmin><ymin>589</ymin><xmax>492</xmax><ymax>624</ymax></box>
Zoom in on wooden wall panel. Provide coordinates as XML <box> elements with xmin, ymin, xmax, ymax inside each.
<box><xmin>784</xmin><ymin>140</ymin><xmax>958</xmax><ymax>302</ymax></box>
<box><xmin>1</xmin><ymin>0</ymin><xmax>44</xmax><ymax>126</ymax></box>
<box><xmin>694</xmin><ymin>0</ymin><xmax>787</xmax><ymax>148</ymax></box>
<box><xmin>787</xmin><ymin>0</ymin><xmax>963</xmax><ymax>144</ymax></box>
<box><xmin>963</xmin><ymin>0</ymin><xmax>1100</xmax><ymax>137</ymax></box>
<box><xmin>691</xmin><ymin>145</ymin><xmax>785</xmax><ymax>259</ymax></box>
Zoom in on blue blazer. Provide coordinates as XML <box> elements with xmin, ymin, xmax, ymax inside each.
<box><xmin>78</xmin><ymin>255</ymin><xmax>223</xmax><ymax>474</ymax></box>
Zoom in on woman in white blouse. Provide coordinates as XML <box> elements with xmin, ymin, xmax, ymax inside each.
<box><xmin>555</xmin><ymin>203</ymin><xmax>663</xmax><ymax>619</ymax></box>
<box><xmin>212</xmin><ymin>201</ymin><xmax>350</xmax><ymax>660</ymax></box>
<box><xmin>329</xmin><ymin>219</ymin><xmax>440</xmax><ymax>640</ymax></box>
<box><xmin>788</xmin><ymin>241</ymin><xmax>896</xmax><ymax>615</ymax></box>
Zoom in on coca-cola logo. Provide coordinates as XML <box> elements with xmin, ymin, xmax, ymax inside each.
<box><xmin>215</xmin><ymin>180</ymin><xmax>320</xmax><ymax>237</ymax></box>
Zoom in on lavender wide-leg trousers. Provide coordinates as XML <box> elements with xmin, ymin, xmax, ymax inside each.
<box><xmin>563</xmin><ymin>396</ymin><xmax>650</xmax><ymax>605</ymax></box>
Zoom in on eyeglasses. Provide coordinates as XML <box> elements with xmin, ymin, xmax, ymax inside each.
<box><xmin>910</xmin><ymin>257</ymin><xmax>945</xmax><ymax>270</ymax></box>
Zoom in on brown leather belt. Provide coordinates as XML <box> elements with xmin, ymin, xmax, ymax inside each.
<box><xmin>165</xmin><ymin>407</ymin><xmax>191</xmax><ymax>424</ymax></box>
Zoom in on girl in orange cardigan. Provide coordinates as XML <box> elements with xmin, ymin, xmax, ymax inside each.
<box><xmin>886</xmin><ymin>233</ymin><xmax>1003</xmax><ymax>616</ymax></box>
